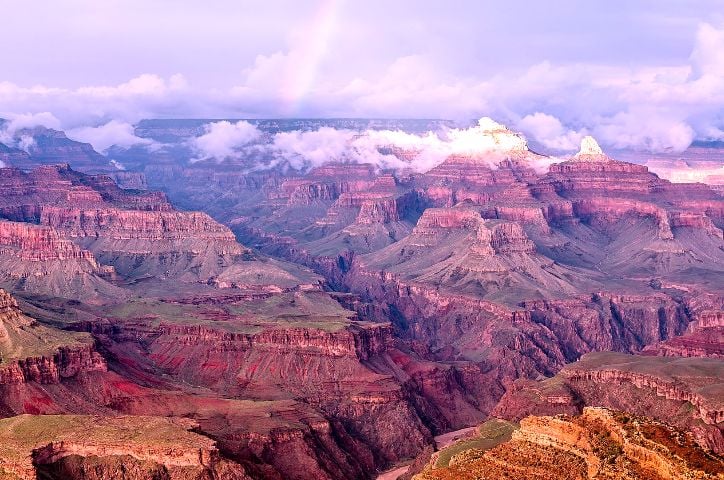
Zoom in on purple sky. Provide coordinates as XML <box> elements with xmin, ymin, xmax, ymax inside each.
<box><xmin>0</xmin><ymin>0</ymin><xmax>723</xmax><ymax>152</ymax></box>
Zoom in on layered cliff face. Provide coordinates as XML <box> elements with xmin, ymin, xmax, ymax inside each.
<box><xmin>0</xmin><ymin>289</ymin><xmax>437</xmax><ymax>479</ymax></box>
<box><xmin>275</xmin><ymin>164</ymin><xmax>378</xmax><ymax>206</ymax></box>
<box><xmin>521</xmin><ymin>293</ymin><xmax>690</xmax><ymax>357</ymax></box>
<box><xmin>0</xmin><ymin>289</ymin><xmax>106</xmax><ymax>391</ymax></box>
<box><xmin>88</xmin><ymin>291</ymin><xmax>435</xmax><ymax>466</ymax></box>
<box><xmin>341</xmin><ymin>204</ymin><xmax>703</xmax><ymax>424</ymax></box>
<box><xmin>0</xmin><ymin>165</ymin><xmax>324</xmax><ymax>294</ymax></box>
<box><xmin>0</xmin><ymin>414</ymin><xmax>249</xmax><ymax>480</ymax></box>
<box><xmin>529</xmin><ymin>140</ymin><xmax>724</xmax><ymax>281</ymax></box>
<box><xmin>417</xmin><ymin>121</ymin><xmax>542</xmax><ymax>188</ymax></box>
<box><xmin>493</xmin><ymin>352</ymin><xmax>724</xmax><ymax>453</ymax></box>
<box><xmin>348</xmin><ymin>207</ymin><xmax>592</xmax><ymax>305</ymax></box>
<box><xmin>107</xmin><ymin>171</ymin><xmax>148</xmax><ymax>190</ymax></box>
<box><xmin>644</xmin><ymin>293</ymin><xmax>724</xmax><ymax>358</ymax></box>
<box><xmin>38</xmin><ymin>207</ymin><xmax>249</xmax><ymax>282</ymax></box>
<box><xmin>0</xmin><ymin>164</ymin><xmax>171</xmax><ymax>214</ymax></box>
<box><xmin>541</xmin><ymin>141</ymin><xmax>658</xmax><ymax>195</ymax></box>
<box><xmin>0</xmin><ymin>220</ymin><xmax>124</xmax><ymax>301</ymax></box>
<box><xmin>416</xmin><ymin>408</ymin><xmax>724</xmax><ymax>480</ymax></box>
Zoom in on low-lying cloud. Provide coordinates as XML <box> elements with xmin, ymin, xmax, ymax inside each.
<box><xmin>0</xmin><ymin>112</ymin><xmax>62</xmax><ymax>151</ymax></box>
<box><xmin>68</xmin><ymin>120</ymin><xmax>155</xmax><ymax>153</ymax></box>
<box><xmin>191</xmin><ymin>121</ymin><xmax>264</xmax><ymax>162</ymax></box>
<box><xmin>191</xmin><ymin>118</ymin><xmax>555</xmax><ymax>173</ymax></box>
<box><xmin>646</xmin><ymin>160</ymin><xmax>724</xmax><ymax>184</ymax></box>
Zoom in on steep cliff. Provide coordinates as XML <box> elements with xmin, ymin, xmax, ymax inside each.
<box><xmin>0</xmin><ymin>165</ymin><xmax>322</xmax><ymax>293</ymax></box>
<box><xmin>92</xmin><ymin>296</ymin><xmax>434</xmax><ymax>467</ymax></box>
<box><xmin>0</xmin><ymin>289</ymin><xmax>106</xmax><ymax>392</ymax></box>
<box><xmin>0</xmin><ymin>220</ymin><xmax>123</xmax><ymax>301</ymax></box>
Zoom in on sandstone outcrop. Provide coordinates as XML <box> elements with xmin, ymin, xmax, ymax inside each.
<box><xmin>415</xmin><ymin>408</ymin><xmax>724</xmax><ymax>479</ymax></box>
<box><xmin>494</xmin><ymin>352</ymin><xmax>724</xmax><ymax>453</ymax></box>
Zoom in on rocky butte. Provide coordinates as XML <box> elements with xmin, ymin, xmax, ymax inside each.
<box><xmin>0</xmin><ymin>120</ymin><xmax>721</xmax><ymax>480</ymax></box>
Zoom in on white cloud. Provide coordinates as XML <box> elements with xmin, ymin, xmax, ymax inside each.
<box><xmin>202</xmin><ymin>117</ymin><xmax>547</xmax><ymax>173</ymax></box>
<box><xmin>16</xmin><ymin>135</ymin><xmax>36</xmax><ymax>153</ymax></box>
<box><xmin>110</xmin><ymin>159</ymin><xmax>126</xmax><ymax>170</ymax></box>
<box><xmin>517</xmin><ymin>113</ymin><xmax>586</xmax><ymax>151</ymax></box>
<box><xmin>191</xmin><ymin>121</ymin><xmax>263</xmax><ymax>161</ymax></box>
<box><xmin>67</xmin><ymin>120</ymin><xmax>155</xmax><ymax>152</ymax></box>
<box><xmin>0</xmin><ymin>74</ymin><xmax>191</xmax><ymax>129</ymax></box>
<box><xmin>690</xmin><ymin>22</ymin><xmax>724</xmax><ymax>78</ymax></box>
<box><xmin>592</xmin><ymin>111</ymin><xmax>696</xmax><ymax>152</ymax></box>
<box><xmin>646</xmin><ymin>160</ymin><xmax>724</xmax><ymax>184</ymax></box>
<box><xmin>271</xmin><ymin>127</ymin><xmax>355</xmax><ymax>168</ymax></box>
<box><xmin>0</xmin><ymin>112</ymin><xmax>62</xmax><ymax>149</ymax></box>
<box><xmin>0</xmin><ymin>112</ymin><xmax>61</xmax><ymax>134</ymax></box>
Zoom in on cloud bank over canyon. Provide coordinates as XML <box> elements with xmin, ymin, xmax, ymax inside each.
<box><xmin>183</xmin><ymin>117</ymin><xmax>557</xmax><ymax>173</ymax></box>
<box><xmin>0</xmin><ymin>2</ymin><xmax>722</xmax><ymax>156</ymax></box>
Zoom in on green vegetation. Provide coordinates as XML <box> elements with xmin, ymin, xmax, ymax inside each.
<box><xmin>103</xmin><ymin>291</ymin><xmax>361</xmax><ymax>334</ymax></box>
<box><xmin>0</xmin><ymin>313</ymin><xmax>92</xmax><ymax>366</ymax></box>
<box><xmin>0</xmin><ymin>414</ymin><xmax>214</xmax><ymax>467</ymax></box>
<box><xmin>0</xmin><ymin>415</ymin><xmax>208</xmax><ymax>448</ymax></box>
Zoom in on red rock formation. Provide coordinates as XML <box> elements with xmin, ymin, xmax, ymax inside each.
<box><xmin>107</xmin><ymin>171</ymin><xmax>148</xmax><ymax>190</ymax></box>
<box><xmin>412</xmin><ymin>208</ymin><xmax>483</xmax><ymax>231</ymax></box>
<box><xmin>669</xmin><ymin>211</ymin><xmax>723</xmax><ymax>238</ymax></box>
<box><xmin>489</xmin><ymin>222</ymin><xmax>536</xmax><ymax>254</ymax></box>
<box><xmin>39</xmin><ymin>207</ymin><xmax>241</xmax><ymax>246</ymax></box>
<box><xmin>493</xmin><ymin>352</ymin><xmax>724</xmax><ymax>453</ymax></box>
<box><xmin>330</xmin><ymin>192</ymin><xmax>401</xmax><ymax>224</ymax></box>
<box><xmin>572</xmin><ymin>198</ymin><xmax>674</xmax><ymax>239</ymax></box>
<box><xmin>482</xmin><ymin>205</ymin><xmax>551</xmax><ymax>231</ymax></box>
<box><xmin>0</xmin><ymin>220</ymin><xmax>123</xmax><ymax>300</ymax></box>
<box><xmin>0</xmin><ymin>164</ymin><xmax>171</xmax><ymax>214</ymax></box>
<box><xmin>643</xmin><ymin>294</ymin><xmax>724</xmax><ymax>358</ymax></box>
<box><xmin>0</xmin><ymin>414</ymin><xmax>250</xmax><ymax>480</ymax></box>
<box><xmin>276</xmin><ymin>164</ymin><xmax>378</xmax><ymax>205</ymax></box>
<box><xmin>0</xmin><ymin>289</ymin><xmax>107</xmax><ymax>386</ymax></box>
<box><xmin>0</xmin><ymin>165</ymin><xmax>317</xmax><ymax>291</ymax></box>
<box><xmin>98</xmin><ymin>317</ymin><xmax>434</xmax><ymax>465</ymax></box>
<box><xmin>0</xmin><ymin>220</ymin><xmax>97</xmax><ymax>262</ymax></box>
<box><xmin>419</xmin><ymin>408</ymin><xmax>724</xmax><ymax>480</ymax></box>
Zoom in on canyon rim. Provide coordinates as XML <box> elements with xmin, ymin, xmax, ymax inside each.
<box><xmin>0</xmin><ymin>2</ymin><xmax>722</xmax><ymax>479</ymax></box>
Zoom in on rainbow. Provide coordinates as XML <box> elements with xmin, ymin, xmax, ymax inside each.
<box><xmin>280</xmin><ymin>0</ymin><xmax>340</xmax><ymax>116</ymax></box>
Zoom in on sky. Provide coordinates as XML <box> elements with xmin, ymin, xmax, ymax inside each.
<box><xmin>0</xmin><ymin>0</ymin><xmax>723</xmax><ymax>153</ymax></box>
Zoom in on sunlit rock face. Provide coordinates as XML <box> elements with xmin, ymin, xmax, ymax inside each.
<box><xmin>574</xmin><ymin>135</ymin><xmax>604</xmax><ymax>158</ymax></box>
<box><xmin>493</xmin><ymin>351</ymin><xmax>724</xmax><ymax>454</ymax></box>
<box><xmin>447</xmin><ymin>117</ymin><xmax>530</xmax><ymax>155</ymax></box>
<box><xmin>416</xmin><ymin>408</ymin><xmax>724</xmax><ymax>480</ymax></box>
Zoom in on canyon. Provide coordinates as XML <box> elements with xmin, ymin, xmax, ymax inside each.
<box><xmin>0</xmin><ymin>120</ymin><xmax>721</xmax><ymax>479</ymax></box>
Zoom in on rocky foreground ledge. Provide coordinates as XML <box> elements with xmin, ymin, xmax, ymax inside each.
<box><xmin>414</xmin><ymin>407</ymin><xmax>724</xmax><ymax>480</ymax></box>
